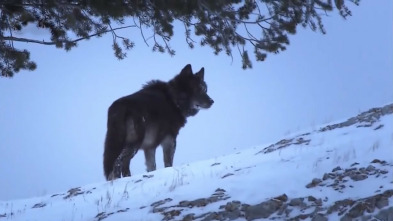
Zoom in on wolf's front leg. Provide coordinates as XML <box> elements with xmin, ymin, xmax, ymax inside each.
<box><xmin>144</xmin><ymin>148</ymin><xmax>157</xmax><ymax>172</ymax></box>
<box><xmin>161</xmin><ymin>135</ymin><xmax>176</xmax><ymax>167</ymax></box>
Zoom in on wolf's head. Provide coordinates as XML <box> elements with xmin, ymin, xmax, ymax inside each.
<box><xmin>169</xmin><ymin>64</ymin><xmax>214</xmax><ymax>117</ymax></box>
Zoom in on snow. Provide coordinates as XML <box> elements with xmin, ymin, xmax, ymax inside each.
<box><xmin>1</xmin><ymin>105</ymin><xmax>392</xmax><ymax>220</ymax></box>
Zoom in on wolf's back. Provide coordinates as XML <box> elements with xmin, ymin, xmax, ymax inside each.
<box><xmin>103</xmin><ymin>101</ymin><xmax>127</xmax><ymax>180</ymax></box>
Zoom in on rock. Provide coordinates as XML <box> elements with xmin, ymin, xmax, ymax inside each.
<box><xmin>64</xmin><ymin>187</ymin><xmax>84</xmax><ymax>199</ymax></box>
<box><xmin>224</xmin><ymin>201</ymin><xmax>241</xmax><ymax>212</ymax></box>
<box><xmin>285</xmin><ymin>208</ymin><xmax>293</xmax><ymax>217</ymax></box>
<box><xmin>245</xmin><ymin>200</ymin><xmax>281</xmax><ymax>220</ymax></box>
<box><xmin>293</xmin><ymin>214</ymin><xmax>309</xmax><ymax>220</ymax></box>
<box><xmin>315</xmin><ymin>199</ymin><xmax>323</xmax><ymax>206</ymax></box>
<box><xmin>349</xmin><ymin>173</ymin><xmax>368</xmax><ymax>181</ymax></box>
<box><xmin>329</xmin><ymin>173</ymin><xmax>337</xmax><ymax>179</ymax></box>
<box><xmin>332</xmin><ymin>166</ymin><xmax>342</xmax><ymax>172</ymax></box>
<box><xmin>374</xmin><ymin>207</ymin><xmax>393</xmax><ymax>221</ymax></box>
<box><xmin>380</xmin><ymin>170</ymin><xmax>388</xmax><ymax>174</ymax></box>
<box><xmin>95</xmin><ymin>208</ymin><xmax>129</xmax><ymax>221</ymax></box>
<box><xmin>350</xmin><ymin>162</ymin><xmax>359</xmax><ymax>167</ymax></box>
<box><xmin>340</xmin><ymin>215</ymin><xmax>352</xmax><ymax>221</ymax></box>
<box><xmin>327</xmin><ymin>199</ymin><xmax>354</xmax><ymax>214</ymax></box>
<box><xmin>215</xmin><ymin>188</ymin><xmax>226</xmax><ymax>192</ymax></box>
<box><xmin>221</xmin><ymin>173</ymin><xmax>234</xmax><ymax>179</ymax></box>
<box><xmin>151</xmin><ymin>198</ymin><xmax>172</xmax><ymax>208</ymax></box>
<box><xmin>341</xmin><ymin>117</ymin><xmax>358</xmax><ymax>127</ymax></box>
<box><xmin>179</xmin><ymin>198</ymin><xmax>208</xmax><ymax>208</ymax></box>
<box><xmin>274</xmin><ymin>194</ymin><xmax>288</xmax><ymax>202</ymax></box>
<box><xmin>199</xmin><ymin>212</ymin><xmax>221</xmax><ymax>221</ymax></box>
<box><xmin>371</xmin><ymin>159</ymin><xmax>387</xmax><ymax>165</ymax></box>
<box><xmin>162</xmin><ymin>209</ymin><xmax>181</xmax><ymax>220</ymax></box>
<box><xmin>182</xmin><ymin>213</ymin><xmax>194</xmax><ymax>221</ymax></box>
<box><xmin>306</xmin><ymin>178</ymin><xmax>323</xmax><ymax>188</ymax></box>
<box><xmin>346</xmin><ymin>202</ymin><xmax>366</xmax><ymax>218</ymax></box>
<box><xmin>344</xmin><ymin>168</ymin><xmax>357</xmax><ymax>173</ymax></box>
<box><xmin>277</xmin><ymin>204</ymin><xmax>288</xmax><ymax>216</ymax></box>
<box><xmin>295</xmin><ymin>137</ymin><xmax>311</xmax><ymax>145</ymax></box>
<box><xmin>223</xmin><ymin>210</ymin><xmax>241</xmax><ymax>220</ymax></box>
<box><xmin>359</xmin><ymin>167</ymin><xmax>367</xmax><ymax>174</ymax></box>
<box><xmin>312</xmin><ymin>178</ymin><xmax>322</xmax><ymax>184</ymax></box>
<box><xmin>375</xmin><ymin>196</ymin><xmax>389</xmax><ymax>209</ymax></box>
<box><xmin>306</xmin><ymin>196</ymin><xmax>323</xmax><ymax>207</ymax></box>
<box><xmin>371</xmin><ymin>159</ymin><xmax>381</xmax><ymax>163</ymax></box>
<box><xmin>289</xmin><ymin>198</ymin><xmax>305</xmax><ymax>207</ymax></box>
<box><xmin>152</xmin><ymin>206</ymin><xmax>167</xmax><ymax>213</ymax></box>
<box><xmin>383</xmin><ymin>189</ymin><xmax>393</xmax><ymax>196</ymax></box>
<box><xmin>95</xmin><ymin>212</ymin><xmax>109</xmax><ymax>221</ymax></box>
<box><xmin>311</xmin><ymin>213</ymin><xmax>328</xmax><ymax>221</ymax></box>
<box><xmin>195</xmin><ymin>200</ymin><xmax>243</xmax><ymax>221</ymax></box>
<box><xmin>212</xmin><ymin>188</ymin><xmax>226</xmax><ymax>197</ymax></box>
<box><xmin>364</xmin><ymin>198</ymin><xmax>376</xmax><ymax>213</ymax></box>
<box><xmin>381</xmin><ymin>103</ymin><xmax>393</xmax><ymax>114</ymax></box>
<box><xmin>117</xmin><ymin>208</ymin><xmax>129</xmax><ymax>213</ymax></box>
<box><xmin>32</xmin><ymin>202</ymin><xmax>46</xmax><ymax>208</ymax></box>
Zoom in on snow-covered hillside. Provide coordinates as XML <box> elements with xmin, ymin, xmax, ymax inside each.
<box><xmin>1</xmin><ymin>104</ymin><xmax>392</xmax><ymax>221</ymax></box>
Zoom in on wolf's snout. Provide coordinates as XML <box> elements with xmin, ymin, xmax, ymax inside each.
<box><xmin>195</xmin><ymin>97</ymin><xmax>213</xmax><ymax>109</ymax></box>
<box><xmin>205</xmin><ymin>97</ymin><xmax>214</xmax><ymax>108</ymax></box>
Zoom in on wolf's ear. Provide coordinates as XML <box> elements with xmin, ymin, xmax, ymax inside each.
<box><xmin>180</xmin><ymin>64</ymin><xmax>193</xmax><ymax>76</ymax></box>
<box><xmin>195</xmin><ymin>67</ymin><xmax>204</xmax><ymax>80</ymax></box>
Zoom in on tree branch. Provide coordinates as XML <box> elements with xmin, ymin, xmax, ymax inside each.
<box><xmin>2</xmin><ymin>25</ymin><xmax>137</xmax><ymax>46</ymax></box>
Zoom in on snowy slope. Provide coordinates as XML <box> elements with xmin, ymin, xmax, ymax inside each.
<box><xmin>1</xmin><ymin>104</ymin><xmax>392</xmax><ymax>221</ymax></box>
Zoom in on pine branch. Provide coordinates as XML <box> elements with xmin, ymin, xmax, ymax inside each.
<box><xmin>2</xmin><ymin>25</ymin><xmax>137</xmax><ymax>46</ymax></box>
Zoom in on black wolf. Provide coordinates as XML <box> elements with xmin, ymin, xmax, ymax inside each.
<box><xmin>103</xmin><ymin>64</ymin><xmax>214</xmax><ymax>180</ymax></box>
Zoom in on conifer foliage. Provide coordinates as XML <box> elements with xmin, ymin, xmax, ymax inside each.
<box><xmin>0</xmin><ymin>0</ymin><xmax>358</xmax><ymax>77</ymax></box>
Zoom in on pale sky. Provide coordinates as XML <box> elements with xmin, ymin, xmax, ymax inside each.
<box><xmin>0</xmin><ymin>1</ymin><xmax>392</xmax><ymax>201</ymax></box>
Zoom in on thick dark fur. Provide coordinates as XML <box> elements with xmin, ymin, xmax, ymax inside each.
<box><xmin>103</xmin><ymin>64</ymin><xmax>214</xmax><ymax>180</ymax></box>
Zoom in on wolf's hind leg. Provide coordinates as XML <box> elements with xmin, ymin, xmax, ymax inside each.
<box><xmin>117</xmin><ymin>117</ymin><xmax>142</xmax><ymax>177</ymax></box>
<box><xmin>121</xmin><ymin>147</ymin><xmax>138</xmax><ymax>177</ymax></box>
<box><xmin>112</xmin><ymin>148</ymin><xmax>136</xmax><ymax>179</ymax></box>
<box><xmin>161</xmin><ymin>135</ymin><xmax>176</xmax><ymax>167</ymax></box>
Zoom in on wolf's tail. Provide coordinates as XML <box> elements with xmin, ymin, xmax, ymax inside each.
<box><xmin>103</xmin><ymin>103</ymin><xmax>126</xmax><ymax>180</ymax></box>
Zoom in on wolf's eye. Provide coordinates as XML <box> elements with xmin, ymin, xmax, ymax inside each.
<box><xmin>200</xmin><ymin>84</ymin><xmax>207</xmax><ymax>93</ymax></box>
